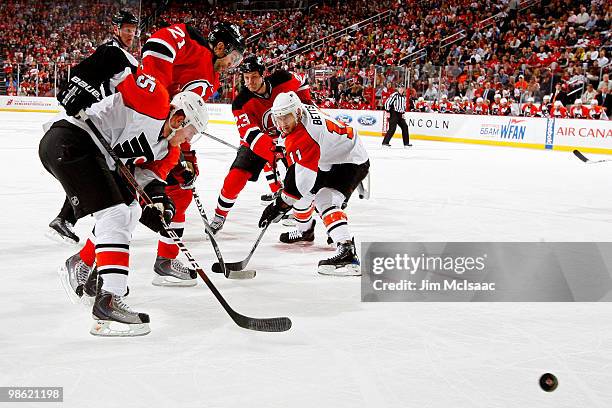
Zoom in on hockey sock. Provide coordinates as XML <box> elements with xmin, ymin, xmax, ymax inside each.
<box><xmin>96</xmin><ymin>244</ymin><xmax>129</xmax><ymax>296</ymax></box>
<box><xmin>215</xmin><ymin>168</ymin><xmax>250</xmax><ymax>218</ymax></box>
<box><xmin>79</xmin><ymin>238</ymin><xmax>96</xmax><ymax>267</ymax></box>
<box><xmin>321</xmin><ymin>206</ymin><xmax>350</xmax><ymax>243</ymax></box>
<box><xmin>157</xmin><ymin>221</ymin><xmax>184</xmax><ymax>259</ymax></box>
<box><xmin>294</xmin><ymin>204</ymin><xmax>315</xmax><ymax>232</ymax></box>
<box><xmin>263</xmin><ymin>162</ymin><xmax>281</xmax><ymax>193</ymax></box>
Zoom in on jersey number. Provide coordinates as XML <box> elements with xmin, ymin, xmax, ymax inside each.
<box><xmin>286</xmin><ymin>149</ymin><xmax>302</xmax><ymax>167</ymax></box>
<box><xmin>136</xmin><ymin>75</ymin><xmax>156</xmax><ymax>92</ymax></box>
<box><xmin>325</xmin><ymin>119</ymin><xmax>354</xmax><ymax>140</ymax></box>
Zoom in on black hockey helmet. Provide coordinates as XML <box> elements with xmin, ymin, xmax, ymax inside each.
<box><xmin>208</xmin><ymin>22</ymin><xmax>246</xmax><ymax>56</ymax></box>
<box><xmin>240</xmin><ymin>55</ymin><xmax>265</xmax><ymax>75</ymax></box>
<box><xmin>112</xmin><ymin>10</ymin><xmax>138</xmax><ymax>27</ymax></box>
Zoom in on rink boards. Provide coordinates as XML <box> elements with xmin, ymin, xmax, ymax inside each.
<box><xmin>2</xmin><ymin>95</ymin><xmax>611</xmax><ymax>154</ymax></box>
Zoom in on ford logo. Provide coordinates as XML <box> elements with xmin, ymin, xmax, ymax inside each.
<box><xmin>335</xmin><ymin>114</ymin><xmax>353</xmax><ymax>124</ymax></box>
<box><xmin>358</xmin><ymin>115</ymin><xmax>377</xmax><ymax>126</ymax></box>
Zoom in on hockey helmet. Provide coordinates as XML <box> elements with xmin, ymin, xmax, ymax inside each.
<box><xmin>168</xmin><ymin>92</ymin><xmax>209</xmax><ymax>142</ymax></box>
<box><xmin>240</xmin><ymin>55</ymin><xmax>265</xmax><ymax>75</ymax></box>
<box><xmin>209</xmin><ymin>22</ymin><xmax>246</xmax><ymax>56</ymax></box>
<box><xmin>112</xmin><ymin>10</ymin><xmax>138</xmax><ymax>27</ymax></box>
<box><xmin>591</xmin><ymin>99</ymin><xmax>599</xmax><ymax>106</ymax></box>
<box><xmin>271</xmin><ymin>91</ymin><xmax>303</xmax><ymax>133</ymax></box>
<box><xmin>543</xmin><ymin>95</ymin><xmax>551</xmax><ymax>101</ymax></box>
<box><xmin>574</xmin><ymin>98</ymin><xmax>582</xmax><ymax>105</ymax></box>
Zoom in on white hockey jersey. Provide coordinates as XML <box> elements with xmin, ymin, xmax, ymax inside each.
<box><xmin>282</xmin><ymin>103</ymin><xmax>369</xmax><ymax>201</ymax></box>
<box><xmin>45</xmin><ymin>71</ymin><xmax>175</xmax><ymax>185</ymax></box>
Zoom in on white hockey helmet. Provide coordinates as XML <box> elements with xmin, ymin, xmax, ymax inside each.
<box><xmin>418</xmin><ymin>96</ymin><xmax>424</xmax><ymax>101</ymax></box>
<box><xmin>494</xmin><ymin>93</ymin><xmax>501</xmax><ymax>100</ymax></box>
<box><xmin>462</xmin><ymin>96</ymin><xmax>468</xmax><ymax>101</ymax></box>
<box><xmin>543</xmin><ymin>94</ymin><xmax>551</xmax><ymax>101</ymax></box>
<box><xmin>554</xmin><ymin>100</ymin><xmax>563</xmax><ymax>107</ymax></box>
<box><xmin>169</xmin><ymin>91</ymin><xmax>209</xmax><ymax>140</ymax></box>
<box><xmin>574</xmin><ymin>98</ymin><xmax>582</xmax><ymax>105</ymax></box>
<box><xmin>500</xmin><ymin>97</ymin><xmax>508</xmax><ymax>104</ymax></box>
<box><xmin>454</xmin><ymin>96</ymin><xmax>461</xmax><ymax>101</ymax></box>
<box><xmin>272</xmin><ymin>91</ymin><xmax>303</xmax><ymax>119</ymax></box>
<box><xmin>476</xmin><ymin>97</ymin><xmax>484</xmax><ymax>103</ymax></box>
<box><xmin>591</xmin><ymin>99</ymin><xmax>599</xmax><ymax>106</ymax></box>
<box><xmin>441</xmin><ymin>94</ymin><xmax>448</xmax><ymax>100</ymax></box>
<box><xmin>527</xmin><ymin>97</ymin><xmax>534</xmax><ymax>103</ymax></box>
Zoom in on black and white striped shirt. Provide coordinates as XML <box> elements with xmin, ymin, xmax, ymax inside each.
<box><xmin>384</xmin><ymin>92</ymin><xmax>407</xmax><ymax>113</ymax></box>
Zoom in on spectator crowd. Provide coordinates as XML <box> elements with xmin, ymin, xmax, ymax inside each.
<box><xmin>1</xmin><ymin>0</ymin><xmax>610</xmax><ymax>119</ymax></box>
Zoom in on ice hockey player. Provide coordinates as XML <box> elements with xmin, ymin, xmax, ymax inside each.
<box><xmin>498</xmin><ymin>98</ymin><xmax>512</xmax><ymax>116</ymax></box>
<box><xmin>39</xmin><ymin>70</ymin><xmax>209</xmax><ymax>336</ymax></box>
<box><xmin>490</xmin><ymin>94</ymin><xmax>502</xmax><ymax>115</ymax></box>
<box><xmin>473</xmin><ymin>97</ymin><xmax>489</xmax><ymax>115</ymax></box>
<box><xmin>434</xmin><ymin>94</ymin><xmax>452</xmax><ymax>113</ymax></box>
<box><xmin>209</xmin><ymin>56</ymin><xmax>313</xmax><ymax>234</ymax></box>
<box><xmin>258</xmin><ymin>92</ymin><xmax>369</xmax><ymax>276</ymax></box>
<box><xmin>414</xmin><ymin>96</ymin><xmax>429</xmax><ymax>112</ymax></box>
<box><xmin>48</xmin><ymin>10</ymin><xmax>139</xmax><ymax>244</ymax></box>
<box><xmin>520</xmin><ymin>97</ymin><xmax>539</xmax><ymax>117</ymax></box>
<box><xmin>461</xmin><ymin>96</ymin><xmax>473</xmax><ymax>114</ymax></box>
<box><xmin>550</xmin><ymin>100</ymin><xmax>568</xmax><ymax>118</ymax></box>
<box><xmin>136</xmin><ymin>21</ymin><xmax>245</xmax><ymax>282</ymax></box>
<box><xmin>569</xmin><ymin>99</ymin><xmax>589</xmax><ymax>119</ymax></box>
<box><xmin>588</xmin><ymin>100</ymin><xmax>608</xmax><ymax>120</ymax></box>
<box><xmin>539</xmin><ymin>95</ymin><xmax>552</xmax><ymax>118</ymax></box>
<box><xmin>451</xmin><ymin>96</ymin><xmax>463</xmax><ymax>114</ymax></box>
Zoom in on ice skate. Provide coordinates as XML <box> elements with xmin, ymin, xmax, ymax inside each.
<box><xmin>318</xmin><ymin>239</ymin><xmax>361</xmax><ymax>276</ymax></box>
<box><xmin>90</xmin><ymin>288</ymin><xmax>150</xmax><ymax>337</ymax></box>
<box><xmin>152</xmin><ymin>256</ymin><xmax>197</xmax><ymax>287</ymax></box>
<box><xmin>47</xmin><ymin>217</ymin><xmax>79</xmax><ymax>245</ymax></box>
<box><xmin>260</xmin><ymin>192</ymin><xmax>276</xmax><ymax>205</ymax></box>
<box><xmin>280</xmin><ymin>220</ymin><xmax>315</xmax><ymax>244</ymax></box>
<box><xmin>58</xmin><ymin>253</ymin><xmax>92</xmax><ymax>304</ymax></box>
<box><xmin>209</xmin><ymin>214</ymin><xmax>226</xmax><ymax>235</ymax></box>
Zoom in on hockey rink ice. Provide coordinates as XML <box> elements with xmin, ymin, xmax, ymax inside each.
<box><xmin>2</xmin><ymin>110</ymin><xmax>612</xmax><ymax>407</ymax></box>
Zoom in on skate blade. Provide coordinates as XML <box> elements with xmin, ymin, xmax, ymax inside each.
<box><xmin>317</xmin><ymin>264</ymin><xmax>361</xmax><ymax>277</ymax></box>
<box><xmin>45</xmin><ymin>229</ymin><xmax>79</xmax><ymax>246</ymax></box>
<box><xmin>152</xmin><ymin>274</ymin><xmax>197</xmax><ymax>287</ymax></box>
<box><xmin>90</xmin><ymin>320</ymin><xmax>151</xmax><ymax>337</ymax></box>
<box><xmin>281</xmin><ymin>218</ymin><xmax>296</xmax><ymax>227</ymax></box>
<box><xmin>57</xmin><ymin>264</ymin><xmax>83</xmax><ymax>304</ymax></box>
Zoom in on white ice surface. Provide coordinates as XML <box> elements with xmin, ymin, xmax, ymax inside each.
<box><xmin>1</xmin><ymin>111</ymin><xmax>612</xmax><ymax>408</ymax></box>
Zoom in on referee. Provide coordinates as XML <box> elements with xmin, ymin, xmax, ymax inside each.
<box><xmin>382</xmin><ymin>86</ymin><xmax>411</xmax><ymax>147</ymax></box>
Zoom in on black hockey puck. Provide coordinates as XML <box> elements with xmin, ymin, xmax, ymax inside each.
<box><xmin>539</xmin><ymin>373</ymin><xmax>558</xmax><ymax>392</ymax></box>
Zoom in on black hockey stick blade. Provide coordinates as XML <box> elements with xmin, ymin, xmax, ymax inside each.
<box><xmin>194</xmin><ymin>268</ymin><xmax>291</xmax><ymax>332</ymax></box>
<box><xmin>573</xmin><ymin>149</ymin><xmax>589</xmax><ymax>162</ymax></box>
<box><xmin>212</xmin><ymin>224</ymin><xmax>270</xmax><ymax>273</ymax></box>
<box><xmin>573</xmin><ymin>149</ymin><xmax>612</xmax><ymax>164</ymax></box>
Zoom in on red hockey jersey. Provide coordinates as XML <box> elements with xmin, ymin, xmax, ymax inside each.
<box><xmin>233</xmin><ymin>70</ymin><xmax>312</xmax><ymax>161</ymax></box>
<box><xmin>141</xmin><ymin>23</ymin><xmax>220</xmax><ymax>100</ymax></box>
<box><xmin>521</xmin><ymin>103</ymin><xmax>539</xmax><ymax>117</ymax></box>
<box><xmin>570</xmin><ymin>105</ymin><xmax>590</xmax><ymax>119</ymax></box>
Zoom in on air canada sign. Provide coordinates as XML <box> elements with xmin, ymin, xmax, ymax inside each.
<box><xmin>556</xmin><ymin>124</ymin><xmax>612</xmax><ymax>138</ymax></box>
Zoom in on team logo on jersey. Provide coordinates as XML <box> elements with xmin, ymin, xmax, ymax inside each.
<box><xmin>262</xmin><ymin>109</ymin><xmax>276</xmax><ymax>131</ymax></box>
<box><xmin>357</xmin><ymin>115</ymin><xmax>377</xmax><ymax>126</ymax></box>
<box><xmin>70</xmin><ymin>196</ymin><xmax>80</xmax><ymax>206</ymax></box>
<box><xmin>113</xmin><ymin>132</ymin><xmax>155</xmax><ymax>165</ymax></box>
<box><xmin>181</xmin><ymin>80</ymin><xmax>212</xmax><ymax>98</ymax></box>
<box><xmin>335</xmin><ymin>114</ymin><xmax>352</xmax><ymax>124</ymax></box>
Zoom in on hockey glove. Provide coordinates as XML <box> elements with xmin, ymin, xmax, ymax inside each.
<box><xmin>57</xmin><ymin>76</ymin><xmax>102</xmax><ymax>116</ymax></box>
<box><xmin>140</xmin><ymin>181</ymin><xmax>176</xmax><ymax>233</ymax></box>
<box><xmin>178</xmin><ymin>150</ymin><xmax>199</xmax><ymax>189</ymax></box>
<box><xmin>259</xmin><ymin>195</ymin><xmax>292</xmax><ymax>228</ymax></box>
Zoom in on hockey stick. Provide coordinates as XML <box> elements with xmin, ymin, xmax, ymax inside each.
<box><xmin>191</xmin><ymin>189</ymin><xmax>256</xmax><ymax>279</ymax></box>
<box><xmin>203</xmin><ymin>131</ymin><xmax>238</xmax><ymax>151</ymax></box>
<box><xmin>81</xmin><ymin>114</ymin><xmax>291</xmax><ymax>332</ymax></box>
<box><xmin>212</xmin><ymin>222</ymin><xmax>270</xmax><ymax>274</ymax></box>
<box><xmin>573</xmin><ymin>149</ymin><xmax>612</xmax><ymax>164</ymax></box>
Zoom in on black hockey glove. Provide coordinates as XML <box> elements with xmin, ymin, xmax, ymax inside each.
<box><xmin>57</xmin><ymin>76</ymin><xmax>102</xmax><ymax>116</ymax></box>
<box><xmin>140</xmin><ymin>181</ymin><xmax>176</xmax><ymax>233</ymax></box>
<box><xmin>259</xmin><ymin>195</ymin><xmax>292</xmax><ymax>228</ymax></box>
